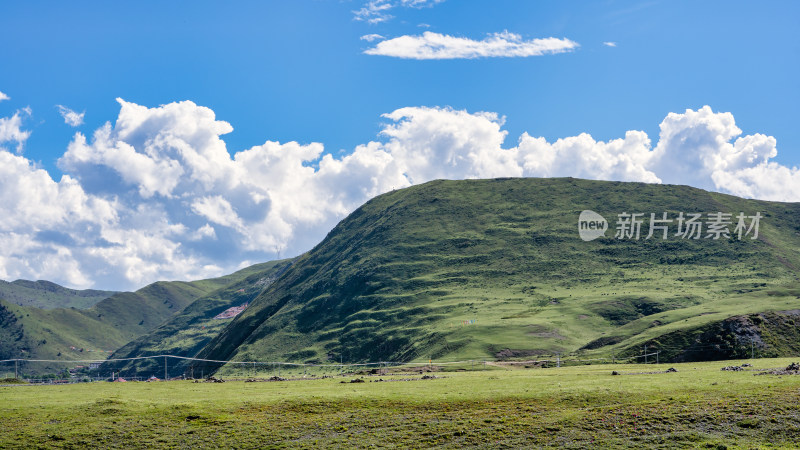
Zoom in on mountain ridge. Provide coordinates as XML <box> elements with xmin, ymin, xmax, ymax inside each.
<box><xmin>100</xmin><ymin>258</ymin><xmax>294</xmax><ymax>377</ymax></box>
<box><xmin>193</xmin><ymin>177</ymin><xmax>800</xmax><ymax>372</ymax></box>
<box><xmin>0</xmin><ymin>262</ymin><xmax>282</xmax><ymax>374</ymax></box>
<box><xmin>0</xmin><ymin>279</ymin><xmax>117</xmax><ymax>310</ymax></box>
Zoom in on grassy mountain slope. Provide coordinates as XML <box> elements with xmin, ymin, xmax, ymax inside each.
<box><xmin>0</xmin><ymin>262</ymin><xmax>278</xmax><ymax>372</ymax></box>
<box><xmin>196</xmin><ymin>178</ymin><xmax>800</xmax><ymax>372</ymax></box>
<box><xmin>102</xmin><ymin>259</ymin><xmax>293</xmax><ymax>377</ymax></box>
<box><xmin>0</xmin><ymin>301</ymin><xmax>29</xmax><ymax>361</ymax></box>
<box><xmin>0</xmin><ymin>280</ymin><xmax>116</xmax><ymax>310</ymax></box>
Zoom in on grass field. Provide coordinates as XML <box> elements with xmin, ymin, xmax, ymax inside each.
<box><xmin>2</xmin><ymin>357</ymin><xmax>800</xmax><ymax>448</ymax></box>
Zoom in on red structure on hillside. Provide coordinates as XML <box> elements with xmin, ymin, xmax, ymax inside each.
<box><xmin>213</xmin><ymin>303</ymin><xmax>248</xmax><ymax>320</ymax></box>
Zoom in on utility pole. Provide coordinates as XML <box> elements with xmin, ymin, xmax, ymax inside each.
<box><xmin>15</xmin><ymin>359</ymin><xmax>18</xmax><ymax>379</ymax></box>
<box><xmin>751</xmin><ymin>339</ymin><xmax>755</xmax><ymax>359</ymax></box>
<box><xmin>656</xmin><ymin>351</ymin><xmax>659</xmax><ymax>365</ymax></box>
<box><xmin>164</xmin><ymin>356</ymin><xmax>168</xmax><ymax>381</ymax></box>
<box><xmin>644</xmin><ymin>345</ymin><xmax>648</xmax><ymax>364</ymax></box>
<box><xmin>556</xmin><ymin>353</ymin><xmax>560</xmax><ymax>368</ymax></box>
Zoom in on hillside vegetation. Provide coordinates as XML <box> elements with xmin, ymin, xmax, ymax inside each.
<box><xmin>0</xmin><ymin>280</ymin><xmax>116</xmax><ymax>310</ymax></box>
<box><xmin>195</xmin><ymin>178</ymin><xmax>800</xmax><ymax>371</ymax></box>
<box><xmin>103</xmin><ymin>259</ymin><xmax>293</xmax><ymax>377</ymax></box>
<box><xmin>0</xmin><ymin>262</ymin><xmax>279</xmax><ymax>372</ymax></box>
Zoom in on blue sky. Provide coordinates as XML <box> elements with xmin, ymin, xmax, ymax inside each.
<box><xmin>0</xmin><ymin>1</ymin><xmax>798</xmax><ymax>289</ymax></box>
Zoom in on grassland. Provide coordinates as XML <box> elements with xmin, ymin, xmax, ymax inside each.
<box><xmin>2</xmin><ymin>357</ymin><xmax>800</xmax><ymax>448</ymax></box>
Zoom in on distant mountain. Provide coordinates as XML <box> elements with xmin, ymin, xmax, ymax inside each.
<box><xmin>0</xmin><ymin>279</ymin><xmax>117</xmax><ymax>310</ymax></box>
<box><xmin>101</xmin><ymin>259</ymin><xmax>293</xmax><ymax>377</ymax></box>
<box><xmin>191</xmin><ymin>178</ymin><xmax>800</xmax><ymax>373</ymax></box>
<box><xmin>0</xmin><ymin>262</ymin><xmax>281</xmax><ymax>374</ymax></box>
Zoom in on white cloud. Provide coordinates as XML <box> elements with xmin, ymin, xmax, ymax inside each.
<box><xmin>364</xmin><ymin>31</ymin><xmax>579</xmax><ymax>59</ymax></box>
<box><xmin>647</xmin><ymin>106</ymin><xmax>799</xmax><ymax>201</ymax></box>
<box><xmin>56</xmin><ymin>104</ymin><xmax>85</xmax><ymax>127</ymax></box>
<box><xmin>603</xmin><ymin>41</ymin><xmax>617</xmax><ymax>47</ymax></box>
<box><xmin>191</xmin><ymin>196</ymin><xmax>245</xmax><ymax>231</ymax></box>
<box><xmin>0</xmin><ymin>109</ymin><xmax>32</xmax><ymax>153</ymax></box>
<box><xmin>189</xmin><ymin>223</ymin><xmax>217</xmax><ymax>241</ymax></box>
<box><xmin>379</xmin><ymin>107</ymin><xmax>518</xmax><ymax>182</ymax></box>
<box><xmin>1</xmin><ymin>99</ymin><xmax>796</xmax><ymax>290</ymax></box>
<box><xmin>353</xmin><ymin>0</ymin><xmax>395</xmax><ymax>24</ymax></box>
<box><xmin>354</xmin><ymin>0</ymin><xmax>444</xmax><ymax>24</ymax></box>
<box><xmin>400</xmin><ymin>0</ymin><xmax>445</xmax><ymax>6</ymax></box>
<box><xmin>0</xmin><ymin>91</ymin><xmax>9</xmax><ymax>102</ymax></box>
<box><xmin>60</xmin><ymin>98</ymin><xmax>236</xmax><ymax>198</ymax></box>
<box><xmin>0</xmin><ymin>150</ymin><xmax>117</xmax><ymax>288</ymax></box>
<box><xmin>360</xmin><ymin>34</ymin><xmax>385</xmax><ymax>42</ymax></box>
<box><xmin>516</xmin><ymin>131</ymin><xmax>659</xmax><ymax>183</ymax></box>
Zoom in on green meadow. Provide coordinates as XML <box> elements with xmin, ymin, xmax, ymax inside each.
<box><xmin>2</xmin><ymin>357</ymin><xmax>800</xmax><ymax>448</ymax></box>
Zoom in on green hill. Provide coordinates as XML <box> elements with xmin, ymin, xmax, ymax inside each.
<box><xmin>101</xmin><ymin>259</ymin><xmax>293</xmax><ymax>377</ymax></box>
<box><xmin>195</xmin><ymin>178</ymin><xmax>800</xmax><ymax>373</ymax></box>
<box><xmin>0</xmin><ymin>262</ymin><xmax>279</xmax><ymax>374</ymax></box>
<box><xmin>0</xmin><ymin>279</ymin><xmax>116</xmax><ymax>310</ymax></box>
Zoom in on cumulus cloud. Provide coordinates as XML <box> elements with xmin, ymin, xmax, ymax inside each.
<box><xmin>0</xmin><ymin>91</ymin><xmax>9</xmax><ymax>102</ymax></box>
<box><xmin>378</xmin><ymin>107</ymin><xmax>518</xmax><ymax>182</ymax></box>
<box><xmin>364</xmin><ymin>31</ymin><xmax>579</xmax><ymax>59</ymax></box>
<box><xmin>191</xmin><ymin>196</ymin><xmax>245</xmax><ymax>231</ymax></box>
<box><xmin>0</xmin><ymin>150</ymin><xmax>116</xmax><ymax>288</ymax></box>
<box><xmin>603</xmin><ymin>41</ymin><xmax>617</xmax><ymax>47</ymax></box>
<box><xmin>0</xmin><ymin>109</ymin><xmax>32</xmax><ymax>153</ymax></box>
<box><xmin>56</xmin><ymin>105</ymin><xmax>85</xmax><ymax>127</ymax></box>
<box><xmin>647</xmin><ymin>106</ymin><xmax>799</xmax><ymax>201</ymax></box>
<box><xmin>516</xmin><ymin>131</ymin><xmax>659</xmax><ymax>183</ymax></box>
<box><xmin>0</xmin><ymin>99</ymin><xmax>796</xmax><ymax>290</ymax></box>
